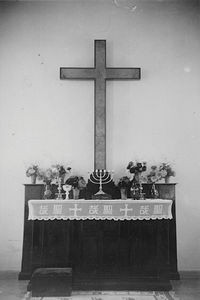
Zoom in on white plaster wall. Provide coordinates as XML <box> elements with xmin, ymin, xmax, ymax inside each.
<box><xmin>0</xmin><ymin>0</ymin><xmax>199</xmax><ymax>271</ymax></box>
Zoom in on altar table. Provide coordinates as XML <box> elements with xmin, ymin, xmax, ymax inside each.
<box><xmin>19</xmin><ymin>184</ymin><xmax>179</xmax><ymax>291</ymax></box>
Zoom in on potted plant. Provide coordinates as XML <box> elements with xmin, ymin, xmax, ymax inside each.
<box><xmin>146</xmin><ymin>165</ymin><xmax>161</xmax><ymax>199</ymax></box>
<box><xmin>127</xmin><ymin>161</ymin><xmax>147</xmax><ymax>199</ymax></box>
<box><xmin>26</xmin><ymin>164</ymin><xmax>39</xmax><ymax>184</ymax></box>
<box><xmin>127</xmin><ymin>161</ymin><xmax>147</xmax><ymax>184</ymax></box>
<box><xmin>146</xmin><ymin>165</ymin><xmax>160</xmax><ymax>183</ymax></box>
<box><xmin>65</xmin><ymin>175</ymin><xmax>86</xmax><ymax>199</ymax></box>
<box><xmin>37</xmin><ymin>168</ymin><xmax>55</xmax><ymax>199</ymax></box>
<box><xmin>51</xmin><ymin>164</ymin><xmax>71</xmax><ymax>183</ymax></box>
<box><xmin>159</xmin><ymin>163</ymin><xmax>175</xmax><ymax>183</ymax></box>
<box><xmin>117</xmin><ymin>176</ymin><xmax>131</xmax><ymax>200</ymax></box>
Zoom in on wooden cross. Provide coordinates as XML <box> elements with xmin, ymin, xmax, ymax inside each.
<box><xmin>60</xmin><ymin>40</ymin><xmax>141</xmax><ymax>170</ymax></box>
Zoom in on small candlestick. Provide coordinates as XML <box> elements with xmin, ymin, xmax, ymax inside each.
<box><xmin>55</xmin><ymin>177</ymin><xmax>64</xmax><ymax>200</ymax></box>
<box><xmin>139</xmin><ymin>183</ymin><xmax>145</xmax><ymax>200</ymax></box>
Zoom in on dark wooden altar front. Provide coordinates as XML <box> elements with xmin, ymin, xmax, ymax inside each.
<box><xmin>19</xmin><ymin>184</ymin><xmax>179</xmax><ymax>291</ymax></box>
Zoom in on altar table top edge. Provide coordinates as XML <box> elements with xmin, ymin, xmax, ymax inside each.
<box><xmin>29</xmin><ymin>199</ymin><xmax>172</xmax><ymax>204</ymax></box>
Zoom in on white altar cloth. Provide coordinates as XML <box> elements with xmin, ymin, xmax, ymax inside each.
<box><xmin>28</xmin><ymin>199</ymin><xmax>173</xmax><ymax>221</ymax></box>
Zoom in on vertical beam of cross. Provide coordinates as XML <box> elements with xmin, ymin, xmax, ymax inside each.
<box><xmin>60</xmin><ymin>40</ymin><xmax>141</xmax><ymax>170</ymax></box>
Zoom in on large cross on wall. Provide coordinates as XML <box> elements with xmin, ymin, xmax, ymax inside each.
<box><xmin>60</xmin><ymin>40</ymin><xmax>141</xmax><ymax>170</ymax></box>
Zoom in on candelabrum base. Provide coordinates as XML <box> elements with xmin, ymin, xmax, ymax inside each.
<box><xmin>92</xmin><ymin>193</ymin><xmax>111</xmax><ymax>200</ymax></box>
<box><xmin>94</xmin><ymin>189</ymin><xmax>107</xmax><ymax>195</ymax></box>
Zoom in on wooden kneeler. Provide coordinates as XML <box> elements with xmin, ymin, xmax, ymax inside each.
<box><xmin>31</xmin><ymin>268</ymin><xmax>72</xmax><ymax>297</ymax></box>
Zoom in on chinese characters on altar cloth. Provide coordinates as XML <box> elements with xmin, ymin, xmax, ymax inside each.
<box><xmin>28</xmin><ymin>199</ymin><xmax>172</xmax><ymax>221</ymax></box>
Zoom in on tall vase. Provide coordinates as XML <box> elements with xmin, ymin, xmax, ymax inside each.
<box><xmin>43</xmin><ymin>183</ymin><xmax>52</xmax><ymax>199</ymax></box>
<box><xmin>135</xmin><ymin>172</ymin><xmax>142</xmax><ymax>184</ymax></box>
<box><xmin>73</xmin><ymin>187</ymin><xmax>80</xmax><ymax>200</ymax></box>
<box><xmin>165</xmin><ymin>176</ymin><xmax>170</xmax><ymax>184</ymax></box>
<box><xmin>151</xmin><ymin>183</ymin><xmax>159</xmax><ymax>199</ymax></box>
<box><xmin>60</xmin><ymin>174</ymin><xmax>65</xmax><ymax>184</ymax></box>
<box><xmin>120</xmin><ymin>188</ymin><xmax>127</xmax><ymax>200</ymax></box>
<box><xmin>31</xmin><ymin>174</ymin><xmax>36</xmax><ymax>184</ymax></box>
<box><xmin>130</xmin><ymin>183</ymin><xmax>140</xmax><ymax>200</ymax></box>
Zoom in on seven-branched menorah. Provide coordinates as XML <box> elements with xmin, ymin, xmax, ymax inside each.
<box><xmin>89</xmin><ymin>169</ymin><xmax>113</xmax><ymax>195</ymax></box>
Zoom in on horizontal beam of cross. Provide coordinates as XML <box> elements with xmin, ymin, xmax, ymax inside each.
<box><xmin>60</xmin><ymin>68</ymin><xmax>140</xmax><ymax>80</ymax></box>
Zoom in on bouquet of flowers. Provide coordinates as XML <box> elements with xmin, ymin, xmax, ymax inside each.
<box><xmin>65</xmin><ymin>176</ymin><xmax>86</xmax><ymax>190</ymax></box>
<box><xmin>51</xmin><ymin>165</ymin><xmax>71</xmax><ymax>181</ymax></box>
<box><xmin>117</xmin><ymin>176</ymin><xmax>131</xmax><ymax>189</ymax></box>
<box><xmin>147</xmin><ymin>165</ymin><xmax>160</xmax><ymax>183</ymax></box>
<box><xmin>159</xmin><ymin>163</ymin><xmax>175</xmax><ymax>178</ymax></box>
<box><xmin>117</xmin><ymin>176</ymin><xmax>131</xmax><ymax>200</ymax></box>
<box><xmin>26</xmin><ymin>165</ymin><xmax>39</xmax><ymax>177</ymax></box>
<box><xmin>127</xmin><ymin>161</ymin><xmax>147</xmax><ymax>174</ymax></box>
<box><xmin>26</xmin><ymin>164</ymin><xmax>39</xmax><ymax>183</ymax></box>
<box><xmin>147</xmin><ymin>163</ymin><xmax>175</xmax><ymax>183</ymax></box>
<box><xmin>127</xmin><ymin>161</ymin><xmax>147</xmax><ymax>183</ymax></box>
<box><xmin>37</xmin><ymin>165</ymin><xmax>71</xmax><ymax>184</ymax></box>
<box><xmin>37</xmin><ymin>168</ymin><xmax>55</xmax><ymax>184</ymax></box>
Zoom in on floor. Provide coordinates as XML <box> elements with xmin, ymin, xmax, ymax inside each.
<box><xmin>0</xmin><ymin>273</ymin><xmax>199</xmax><ymax>300</ymax></box>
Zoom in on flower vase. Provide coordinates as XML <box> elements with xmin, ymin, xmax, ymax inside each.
<box><xmin>31</xmin><ymin>174</ymin><xmax>36</xmax><ymax>184</ymax></box>
<box><xmin>60</xmin><ymin>174</ymin><xmax>65</xmax><ymax>184</ymax></box>
<box><xmin>73</xmin><ymin>187</ymin><xmax>80</xmax><ymax>200</ymax></box>
<box><xmin>120</xmin><ymin>188</ymin><xmax>127</xmax><ymax>200</ymax></box>
<box><xmin>165</xmin><ymin>176</ymin><xmax>170</xmax><ymax>184</ymax></box>
<box><xmin>135</xmin><ymin>172</ymin><xmax>142</xmax><ymax>184</ymax></box>
<box><xmin>151</xmin><ymin>183</ymin><xmax>159</xmax><ymax>199</ymax></box>
<box><xmin>43</xmin><ymin>184</ymin><xmax>52</xmax><ymax>199</ymax></box>
<box><xmin>130</xmin><ymin>183</ymin><xmax>140</xmax><ymax>200</ymax></box>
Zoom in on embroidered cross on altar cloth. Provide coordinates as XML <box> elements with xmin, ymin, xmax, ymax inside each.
<box><xmin>28</xmin><ymin>199</ymin><xmax>172</xmax><ymax>221</ymax></box>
